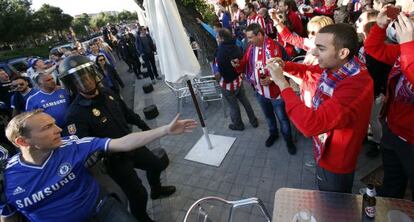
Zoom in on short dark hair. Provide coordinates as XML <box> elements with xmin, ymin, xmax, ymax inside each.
<box><xmin>217</xmin><ymin>28</ymin><xmax>233</xmax><ymax>43</ymax></box>
<box><xmin>245</xmin><ymin>23</ymin><xmax>264</xmax><ymax>36</ymax></box>
<box><xmin>11</xmin><ymin>76</ymin><xmax>28</xmax><ymax>82</ymax></box>
<box><xmin>138</xmin><ymin>26</ymin><xmax>145</xmax><ymax>33</ymax></box>
<box><xmin>281</xmin><ymin>0</ymin><xmax>299</xmax><ymax>12</ymax></box>
<box><xmin>318</xmin><ymin>23</ymin><xmax>359</xmax><ymax>60</ymax></box>
<box><xmin>231</xmin><ymin>3</ymin><xmax>239</xmax><ymax>8</ymax></box>
<box><xmin>246</xmin><ymin>3</ymin><xmax>255</xmax><ymax>11</ymax></box>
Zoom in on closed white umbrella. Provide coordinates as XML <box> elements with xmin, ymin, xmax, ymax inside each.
<box><xmin>144</xmin><ymin>0</ymin><xmax>200</xmax><ymax>82</ymax></box>
<box><xmin>144</xmin><ymin>0</ymin><xmax>235</xmax><ymax>167</ymax></box>
<box><xmin>136</xmin><ymin>7</ymin><xmax>148</xmax><ymax>27</ymax></box>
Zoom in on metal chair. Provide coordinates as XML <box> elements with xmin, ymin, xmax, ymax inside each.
<box><xmin>193</xmin><ymin>76</ymin><xmax>226</xmax><ymax>119</ymax></box>
<box><xmin>183</xmin><ymin>196</ymin><xmax>271</xmax><ymax>222</ymax></box>
<box><xmin>165</xmin><ymin>80</ymin><xmax>194</xmax><ymax>113</ymax></box>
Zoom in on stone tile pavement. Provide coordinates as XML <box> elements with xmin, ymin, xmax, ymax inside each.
<box><xmin>114</xmin><ymin>59</ymin><xmax>382</xmax><ymax>222</ymax></box>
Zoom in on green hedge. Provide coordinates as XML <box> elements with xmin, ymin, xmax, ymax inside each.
<box><xmin>0</xmin><ymin>46</ymin><xmax>50</xmax><ymax>60</ymax></box>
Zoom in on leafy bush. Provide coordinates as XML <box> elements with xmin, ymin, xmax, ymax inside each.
<box><xmin>0</xmin><ymin>46</ymin><xmax>50</xmax><ymax>60</ymax></box>
<box><xmin>182</xmin><ymin>0</ymin><xmax>218</xmax><ymax>24</ymax></box>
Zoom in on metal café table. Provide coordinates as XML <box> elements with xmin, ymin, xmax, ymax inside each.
<box><xmin>273</xmin><ymin>188</ymin><xmax>414</xmax><ymax>222</ymax></box>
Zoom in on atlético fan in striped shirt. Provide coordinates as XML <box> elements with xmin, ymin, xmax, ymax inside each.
<box><xmin>214</xmin><ymin>28</ymin><xmax>258</xmax><ymax>131</ymax></box>
<box><xmin>232</xmin><ymin>23</ymin><xmax>297</xmax><ymax>154</ymax></box>
<box><xmin>245</xmin><ymin>3</ymin><xmax>266</xmax><ymax>28</ymax></box>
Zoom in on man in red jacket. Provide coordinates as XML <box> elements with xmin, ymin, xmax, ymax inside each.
<box><xmin>232</xmin><ymin>23</ymin><xmax>297</xmax><ymax>154</ymax></box>
<box><xmin>267</xmin><ymin>23</ymin><xmax>374</xmax><ymax>193</ymax></box>
<box><xmin>364</xmin><ymin>9</ymin><xmax>414</xmax><ymax>200</ymax></box>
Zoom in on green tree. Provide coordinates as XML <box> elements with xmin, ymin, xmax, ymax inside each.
<box><xmin>34</xmin><ymin>4</ymin><xmax>73</xmax><ymax>37</ymax></box>
<box><xmin>72</xmin><ymin>13</ymin><xmax>91</xmax><ymax>38</ymax></box>
<box><xmin>90</xmin><ymin>12</ymin><xmax>109</xmax><ymax>30</ymax></box>
<box><xmin>0</xmin><ymin>0</ymin><xmax>32</xmax><ymax>45</ymax></box>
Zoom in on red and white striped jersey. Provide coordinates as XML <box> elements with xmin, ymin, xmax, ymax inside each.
<box><xmin>247</xmin><ymin>13</ymin><xmax>265</xmax><ymax>28</ymax></box>
<box><xmin>219</xmin><ymin>74</ymin><xmax>243</xmax><ymax>91</ymax></box>
<box><xmin>251</xmin><ymin>39</ymin><xmax>281</xmax><ymax>99</ymax></box>
<box><xmin>354</xmin><ymin>1</ymin><xmax>362</xmax><ymax>12</ymax></box>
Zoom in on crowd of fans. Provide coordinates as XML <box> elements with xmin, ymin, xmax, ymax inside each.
<box><xmin>0</xmin><ymin>23</ymin><xmax>176</xmax><ymax>222</ymax></box>
<box><xmin>207</xmin><ymin>0</ymin><xmax>414</xmax><ymax>203</ymax></box>
<box><xmin>0</xmin><ymin>0</ymin><xmax>413</xmax><ymax>221</ymax></box>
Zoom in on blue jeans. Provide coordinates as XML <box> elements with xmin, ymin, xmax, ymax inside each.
<box><xmin>255</xmin><ymin>93</ymin><xmax>293</xmax><ymax>143</ymax></box>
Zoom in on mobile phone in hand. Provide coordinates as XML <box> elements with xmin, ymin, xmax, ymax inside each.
<box><xmin>386</xmin><ymin>6</ymin><xmax>401</xmax><ymax>20</ymax></box>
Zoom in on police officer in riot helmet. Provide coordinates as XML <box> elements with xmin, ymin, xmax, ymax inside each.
<box><xmin>59</xmin><ymin>55</ymin><xmax>175</xmax><ymax>222</ymax></box>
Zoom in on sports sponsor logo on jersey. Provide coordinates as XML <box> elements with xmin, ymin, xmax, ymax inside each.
<box><xmin>13</xmin><ymin>186</ymin><xmax>26</xmax><ymax>195</ymax></box>
<box><xmin>57</xmin><ymin>162</ymin><xmax>72</xmax><ymax>177</ymax></box>
<box><xmin>15</xmin><ymin>172</ymin><xmax>76</xmax><ymax>208</ymax></box>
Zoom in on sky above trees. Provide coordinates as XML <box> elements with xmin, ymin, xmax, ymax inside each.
<box><xmin>31</xmin><ymin>0</ymin><xmax>139</xmax><ymax>16</ymax></box>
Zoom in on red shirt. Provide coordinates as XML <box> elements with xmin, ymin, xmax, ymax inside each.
<box><xmin>282</xmin><ymin>63</ymin><xmax>373</xmax><ymax>173</ymax></box>
<box><xmin>313</xmin><ymin>0</ymin><xmax>336</xmax><ymax>17</ymax></box>
<box><xmin>247</xmin><ymin>13</ymin><xmax>265</xmax><ymax>28</ymax></box>
<box><xmin>287</xmin><ymin>10</ymin><xmax>305</xmax><ymax>36</ymax></box>
<box><xmin>235</xmin><ymin>37</ymin><xmax>283</xmax><ymax>99</ymax></box>
<box><xmin>365</xmin><ymin>24</ymin><xmax>414</xmax><ymax>144</ymax></box>
<box><xmin>279</xmin><ymin>27</ymin><xmax>319</xmax><ymax>107</ymax></box>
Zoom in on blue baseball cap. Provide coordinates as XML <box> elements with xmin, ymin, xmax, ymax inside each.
<box><xmin>28</xmin><ymin>58</ymin><xmax>39</xmax><ymax>68</ymax></box>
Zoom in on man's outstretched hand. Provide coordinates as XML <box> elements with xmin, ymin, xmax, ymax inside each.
<box><xmin>395</xmin><ymin>13</ymin><xmax>414</xmax><ymax>44</ymax></box>
<box><xmin>166</xmin><ymin>114</ymin><xmax>198</xmax><ymax>135</ymax></box>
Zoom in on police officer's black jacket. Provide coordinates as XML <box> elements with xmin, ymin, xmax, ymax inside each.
<box><xmin>64</xmin><ymin>87</ymin><xmax>150</xmax><ymax>139</ymax></box>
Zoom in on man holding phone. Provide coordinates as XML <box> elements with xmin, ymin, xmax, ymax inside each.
<box><xmin>364</xmin><ymin>7</ymin><xmax>414</xmax><ymax>200</ymax></box>
<box><xmin>231</xmin><ymin>23</ymin><xmax>297</xmax><ymax>154</ymax></box>
<box><xmin>266</xmin><ymin>23</ymin><xmax>374</xmax><ymax>193</ymax></box>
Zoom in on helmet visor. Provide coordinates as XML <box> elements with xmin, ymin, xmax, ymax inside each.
<box><xmin>70</xmin><ymin>66</ymin><xmax>99</xmax><ymax>95</ymax></box>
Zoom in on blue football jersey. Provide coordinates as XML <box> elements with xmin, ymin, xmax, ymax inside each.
<box><xmin>25</xmin><ymin>89</ymin><xmax>70</xmax><ymax>128</ymax></box>
<box><xmin>10</xmin><ymin>88</ymin><xmax>38</xmax><ymax>111</ymax></box>
<box><xmin>0</xmin><ymin>136</ymin><xmax>111</xmax><ymax>222</ymax></box>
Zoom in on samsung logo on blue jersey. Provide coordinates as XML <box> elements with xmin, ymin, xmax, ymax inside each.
<box><xmin>41</xmin><ymin>99</ymin><xmax>67</xmax><ymax>109</ymax></box>
<box><xmin>15</xmin><ymin>172</ymin><xmax>76</xmax><ymax>208</ymax></box>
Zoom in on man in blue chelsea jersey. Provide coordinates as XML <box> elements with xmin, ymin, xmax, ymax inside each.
<box><xmin>0</xmin><ymin>110</ymin><xmax>197</xmax><ymax>222</ymax></box>
<box><xmin>25</xmin><ymin>73</ymin><xmax>70</xmax><ymax>128</ymax></box>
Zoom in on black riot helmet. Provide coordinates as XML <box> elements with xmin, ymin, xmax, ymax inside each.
<box><xmin>58</xmin><ymin>55</ymin><xmax>103</xmax><ymax>96</ymax></box>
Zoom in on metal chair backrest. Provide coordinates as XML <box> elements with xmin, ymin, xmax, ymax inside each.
<box><xmin>183</xmin><ymin>196</ymin><xmax>271</xmax><ymax>222</ymax></box>
<box><xmin>194</xmin><ymin>76</ymin><xmax>222</xmax><ymax>102</ymax></box>
<box><xmin>165</xmin><ymin>80</ymin><xmax>193</xmax><ymax>99</ymax></box>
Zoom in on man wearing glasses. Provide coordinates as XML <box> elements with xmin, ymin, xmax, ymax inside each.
<box><xmin>10</xmin><ymin>76</ymin><xmax>37</xmax><ymax>117</ymax></box>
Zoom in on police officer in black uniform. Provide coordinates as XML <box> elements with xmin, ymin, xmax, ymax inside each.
<box><xmin>58</xmin><ymin>55</ymin><xmax>175</xmax><ymax>222</ymax></box>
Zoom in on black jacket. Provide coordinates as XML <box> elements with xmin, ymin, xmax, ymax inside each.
<box><xmin>64</xmin><ymin>88</ymin><xmax>150</xmax><ymax>139</ymax></box>
<box><xmin>97</xmin><ymin>64</ymin><xmax>125</xmax><ymax>94</ymax></box>
<box><xmin>365</xmin><ymin>53</ymin><xmax>391</xmax><ymax>97</ymax></box>
<box><xmin>135</xmin><ymin>33</ymin><xmax>156</xmax><ymax>55</ymax></box>
<box><xmin>118</xmin><ymin>34</ymin><xmax>139</xmax><ymax>61</ymax></box>
<box><xmin>216</xmin><ymin>40</ymin><xmax>242</xmax><ymax>82</ymax></box>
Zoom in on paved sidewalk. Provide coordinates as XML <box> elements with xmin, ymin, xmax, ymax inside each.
<box><xmin>115</xmin><ymin>60</ymin><xmax>382</xmax><ymax>222</ymax></box>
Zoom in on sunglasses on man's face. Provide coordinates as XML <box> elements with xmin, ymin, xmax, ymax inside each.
<box><xmin>98</xmin><ymin>59</ymin><xmax>106</xmax><ymax>62</ymax></box>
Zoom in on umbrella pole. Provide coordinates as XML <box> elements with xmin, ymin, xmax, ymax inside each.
<box><xmin>186</xmin><ymin>80</ymin><xmax>213</xmax><ymax>149</ymax></box>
